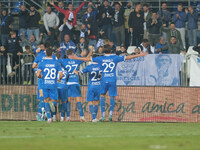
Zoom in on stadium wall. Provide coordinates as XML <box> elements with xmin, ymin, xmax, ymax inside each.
<box><xmin>0</xmin><ymin>85</ymin><xmax>200</xmax><ymax>122</ymax></box>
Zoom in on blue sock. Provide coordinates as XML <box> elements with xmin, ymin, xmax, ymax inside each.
<box><xmin>100</xmin><ymin>97</ymin><xmax>105</xmax><ymax>117</ymax></box>
<box><xmin>40</xmin><ymin>96</ymin><xmax>45</xmax><ymax>108</ymax></box>
<box><xmin>109</xmin><ymin>96</ymin><xmax>115</xmax><ymax>117</ymax></box>
<box><xmin>38</xmin><ymin>103</ymin><xmax>42</xmax><ymax>115</ymax></box>
<box><xmin>45</xmin><ymin>102</ymin><xmax>51</xmax><ymax>119</ymax></box>
<box><xmin>61</xmin><ymin>103</ymin><xmax>66</xmax><ymax>117</ymax></box>
<box><xmin>66</xmin><ymin>101</ymin><xmax>71</xmax><ymax>117</ymax></box>
<box><xmin>77</xmin><ymin>102</ymin><xmax>84</xmax><ymax>117</ymax></box>
<box><xmin>94</xmin><ymin>105</ymin><xmax>99</xmax><ymax>118</ymax></box>
<box><xmin>52</xmin><ymin>106</ymin><xmax>57</xmax><ymax>117</ymax></box>
<box><xmin>89</xmin><ymin>105</ymin><xmax>96</xmax><ymax>120</ymax></box>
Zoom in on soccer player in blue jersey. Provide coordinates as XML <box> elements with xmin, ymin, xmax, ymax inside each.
<box><xmin>74</xmin><ymin>61</ymin><xmax>102</xmax><ymax>122</ymax></box>
<box><xmin>60</xmin><ymin>48</ymin><xmax>92</xmax><ymax>122</ymax></box>
<box><xmin>32</xmin><ymin>43</ymin><xmax>57</xmax><ymax>121</ymax></box>
<box><xmin>69</xmin><ymin>45</ymin><xmax>147</xmax><ymax>121</ymax></box>
<box><xmin>56</xmin><ymin>53</ymin><xmax>69</xmax><ymax>122</ymax></box>
<box><xmin>60</xmin><ymin>49</ymin><xmax>85</xmax><ymax>122</ymax></box>
<box><xmin>37</xmin><ymin>48</ymin><xmax>63</xmax><ymax>123</ymax></box>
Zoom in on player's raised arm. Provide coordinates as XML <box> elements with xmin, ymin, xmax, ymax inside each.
<box><xmin>69</xmin><ymin>54</ymin><xmax>92</xmax><ymax>62</ymax></box>
<box><xmin>125</xmin><ymin>52</ymin><xmax>148</xmax><ymax>60</ymax></box>
<box><xmin>86</xmin><ymin>46</ymin><xmax>94</xmax><ymax>58</ymax></box>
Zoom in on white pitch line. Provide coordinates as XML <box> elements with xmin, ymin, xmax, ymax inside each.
<box><xmin>0</xmin><ymin>133</ymin><xmax>200</xmax><ymax>139</ymax></box>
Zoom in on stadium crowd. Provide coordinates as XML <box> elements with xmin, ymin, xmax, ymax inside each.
<box><xmin>0</xmin><ymin>0</ymin><xmax>199</xmax><ymax>85</ymax></box>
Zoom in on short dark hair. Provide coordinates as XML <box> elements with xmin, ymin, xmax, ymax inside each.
<box><xmin>178</xmin><ymin>3</ymin><xmax>182</xmax><ymax>6</ymax></box>
<box><xmin>66</xmin><ymin>49</ymin><xmax>74</xmax><ymax>56</ymax></box>
<box><xmin>46</xmin><ymin>48</ymin><xmax>53</xmax><ymax>56</ymax></box>
<box><xmin>25</xmin><ymin>45</ymin><xmax>30</xmax><ymax>50</ymax></box>
<box><xmin>143</xmin><ymin>3</ymin><xmax>149</xmax><ymax>7</ymax></box>
<box><xmin>55</xmin><ymin>52</ymin><xmax>61</xmax><ymax>59</ymax></box>
<box><xmin>162</xmin><ymin>2</ymin><xmax>167</xmax><ymax>5</ymax></box>
<box><xmin>44</xmin><ymin>42</ymin><xmax>51</xmax><ymax>49</ymax></box>
<box><xmin>142</xmin><ymin>39</ymin><xmax>149</xmax><ymax>43</ymax></box>
<box><xmin>170</xmin><ymin>36</ymin><xmax>176</xmax><ymax>39</ymax></box>
<box><xmin>103</xmin><ymin>44</ymin><xmax>112</xmax><ymax>54</ymax></box>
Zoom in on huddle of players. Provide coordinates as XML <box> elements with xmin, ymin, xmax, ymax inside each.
<box><xmin>33</xmin><ymin>43</ymin><xmax>146</xmax><ymax>123</ymax></box>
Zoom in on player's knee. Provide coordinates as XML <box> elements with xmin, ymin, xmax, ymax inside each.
<box><xmin>88</xmin><ymin>101</ymin><xmax>93</xmax><ymax>105</ymax></box>
<box><xmin>110</xmin><ymin>96</ymin><xmax>115</xmax><ymax>99</ymax></box>
<box><xmin>76</xmin><ymin>97</ymin><xmax>82</xmax><ymax>102</ymax></box>
<box><xmin>39</xmin><ymin>90</ymin><xmax>43</xmax><ymax>97</ymax></box>
<box><xmin>101</xmin><ymin>94</ymin><xmax>105</xmax><ymax>97</ymax></box>
<box><xmin>93</xmin><ymin>100</ymin><xmax>99</xmax><ymax>105</ymax></box>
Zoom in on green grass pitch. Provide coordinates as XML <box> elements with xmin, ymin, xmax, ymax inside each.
<box><xmin>0</xmin><ymin>121</ymin><xmax>200</xmax><ymax>150</ymax></box>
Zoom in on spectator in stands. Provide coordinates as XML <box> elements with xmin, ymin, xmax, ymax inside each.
<box><xmin>157</xmin><ymin>3</ymin><xmax>171</xmax><ymax>40</ymax></box>
<box><xmin>60</xmin><ymin>34</ymin><xmax>76</xmax><ymax>58</ymax></box>
<box><xmin>56</xmin><ymin>1</ymin><xmax>65</xmax><ymax>43</ymax></box>
<box><xmin>27</xmin><ymin>5</ymin><xmax>41</xmax><ymax>41</ymax></box>
<box><xmin>23</xmin><ymin>45</ymin><xmax>34</xmax><ymax>85</ymax></box>
<box><xmin>87</xmin><ymin>17</ymin><xmax>99</xmax><ymax>52</ymax></box>
<box><xmin>76</xmin><ymin>24</ymin><xmax>88</xmax><ymax>43</ymax></box>
<box><xmin>79</xmin><ymin>2</ymin><xmax>95</xmax><ymax>18</ymax></box>
<box><xmin>97</xmin><ymin>46</ymin><xmax>103</xmax><ymax>54</ymax></box>
<box><xmin>159</xmin><ymin>36</ymin><xmax>185</xmax><ymax>54</ymax></box>
<box><xmin>43</xmin><ymin>6</ymin><xmax>59</xmax><ymax>46</ymax></box>
<box><xmin>129</xmin><ymin>3</ymin><xmax>144</xmax><ymax>47</ymax></box>
<box><xmin>116</xmin><ymin>45</ymin><xmax>127</xmax><ymax>55</ymax></box>
<box><xmin>143</xmin><ymin>3</ymin><xmax>152</xmax><ymax>40</ymax></box>
<box><xmin>138</xmin><ymin>39</ymin><xmax>154</xmax><ymax>54</ymax></box>
<box><xmin>185</xmin><ymin>6</ymin><xmax>199</xmax><ymax>46</ymax></box>
<box><xmin>4</xmin><ymin>31</ymin><xmax>22</xmax><ymax>77</ymax></box>
<box><xmin>109</xmin><ymin>40</ymin><xmax>116</xmax><ymax>54</ymax></box>
<box><xmin>134</xmin><ymin>47</ymin><xmax>140</xmax><ymax>55</ymax></box>
<box><xmin>112</xmin><ymin>1</ymin><xmax>125</xmax><ymax>46</ymax></box>
<box><xmin>56</xmin><ymin>1</ymin><xmax>65</xmax><ymax>28</ymax></box>
<box><xmin>82</xmin><ymin>5</ymin><xmax>97</xmax><ymax>25</ymax></box>
<box><xmin>21</xmin><ymin>33</ymin><xmax>43</xmax><ymax>53</ymax></box>
<box><xmin>161</xmin><ymin>23</ymin><xmax>183</xmax><ymax>47</ymax></box>
<box><xmin>173</xmin><ymin>3</ymin><xmax>187</xmax><ymax>48</ymax></box>
<box><xmin>98</xmin><ymin>0</ymin><xmax>114</xmax><ymax>39</ymax></box>
<box><xmin>19</xmin><ymin>5</ymin><xmax>28</xmax><ymax>38</ymax></box>
<box><xmin>193</xmin><ymin>43</ymin><xmax>200</xmax><ymax>53</ymax></box>
<box><xmin>50</xmin><ymin>0</ymin><xmax>86</xmax><ymax>40</ymax></box>
<box><xmin>76</xmin><ymin>37</ymin><xmax>88</xmax><ymax>56</ymax></box>
<box><xmin>155</xmin><ymin>37</ymin><xmax>168</xmax><ymax>54</ymax></box>
<box><xmin>96</xmin><ymin>29</ymin><xmax>107</xmax><ymax>49</ymax></box>
<box><xmin>124</xmin><ymin>2</ymin><xmax>133</xmax><ymax>47</ymax></box>
<box><xmin>147</xmin><ymin>12</ymin><xmax>162</xmax><ymax>46</ymax></box>
<box><xmin>0</xmin><ymin>45</ymin><xmax>7</xmax><ymax>84</ymax></box>
<box><xmin>1</xmin><ymin>9</ymin><xmax>13</xmax><ymax>45</ymax></box>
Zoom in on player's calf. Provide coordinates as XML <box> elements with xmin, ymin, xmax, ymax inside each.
<box><xmin>88</xmin><ymin>101</ymin><xmax>96</xmax><ymax>121</ymax></box>
<box><xmin>100</xmin><ymin>95</ymin><xmax>106</xmax><ymax>121</ymax></box>
<box><xmin>76</xmin><ymin>97</ymin><xmax>85</xmax><ymax>121</ymax></box>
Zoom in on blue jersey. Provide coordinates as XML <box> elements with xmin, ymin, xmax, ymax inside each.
<box><xmin>81</xmin><ymin>63</ymin><xmax>102</xmax><ymax>86</ymax></box>
<box><xmin>38</xmin><ymin>58</ymin><xmax>62</xmax><ymax>89</ymax></box>
<box><xmin>61</xmin><ymin>58</ymin><xmax>83</xmax><ymax>84</ymax></box>
<box><xmin>92</xmin><ymin>54</ymin><xmax>125</xmax><ymax>82</ymax></box>
<box><xmin>34</xmin><ymin>52</ymin><xmax>57</xmax><ymax>64</ymax></box>
<box><xmin>57</xmin><ymin>68</ymin><xmax>68</xmax><ymax>88</ymax></box>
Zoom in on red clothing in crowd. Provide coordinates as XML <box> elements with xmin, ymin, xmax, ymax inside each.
<box><xmin>53</xmin><ymin>1</ymin><xmax>85</xmax><ymax>27</ymax></box>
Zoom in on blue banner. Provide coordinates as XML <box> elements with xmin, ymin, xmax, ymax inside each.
<box><xmin>116</xmin><ymin>54</ymin><xmax>183</xmax><ymax>86</ymax></box>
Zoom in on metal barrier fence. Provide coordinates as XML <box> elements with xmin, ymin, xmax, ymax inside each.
<box><xmin>0</xmin><ymin>53</ymin><xmax>195</xmax><ymax>86</ymax></box>
<box><xmin>0</xmin><ymin>53</ymin><xmax>90</xmax><ymax>85</ymax></box>
<box><xmin>0</xmin><ymin>53</ymin><xmax>35</xmax><ymax>85</ymax></box>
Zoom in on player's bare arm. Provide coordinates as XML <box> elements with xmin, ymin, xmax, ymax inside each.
<box><xmin>57</xmin><ymin>71</ymin><xmax>63</xmax><ymax>82</ymax></box>
<box><xmin>125</xmin><ymin>52</ymin><xmax>148</xmax><ymax>60</ymax></box>
<box><xmin>36</xmin><ymin>69</ymin><xmax>43</xmax><ymax>78</ymax></box>
<box><xmin>32</xmin><ymin>63</ymin><xmax>38</xmax><ymax>69</ymax></box>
